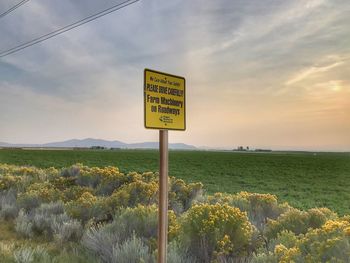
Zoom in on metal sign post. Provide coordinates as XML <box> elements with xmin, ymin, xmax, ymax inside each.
<box><xmin>144</xmin><ymin>68</ymin><xmax>185</xmax><ymax>263</ymax></box>
<box><xmin>158</xmin><ymin>129</ymin><xmax>168</xmax><ymax>263</ymax></box>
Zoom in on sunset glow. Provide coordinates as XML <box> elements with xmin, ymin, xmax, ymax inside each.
<box><xmin>0</xmin><ymin>0</ymin><xmax>349</xmax><ymax>151</ymax></box>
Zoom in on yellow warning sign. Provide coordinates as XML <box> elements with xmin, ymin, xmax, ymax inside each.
<box><xmin>144</xmin><ymin>69</ymin><xmax>186</xmax><ymax>130</ymax></box>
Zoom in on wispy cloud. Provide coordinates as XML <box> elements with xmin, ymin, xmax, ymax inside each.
<box><xmin>285</xmin><ymin>61</ymin><xmax>345</xmax><ymax>85</ymax></box>
<box><xmin>189</xmin><ymin>0</ymin><xmax>328</xmax><ymax>57</ymax></box>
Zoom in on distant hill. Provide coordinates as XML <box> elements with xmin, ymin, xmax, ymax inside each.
<box><xmin>43</xmin><ymin>138</ymin><xmax>127</xmax><ymax>148</ymax></box>
<box><xmin>0</xmin><ymin>138</ymin><xmax>197</xmax><ymax>150</ymax></box>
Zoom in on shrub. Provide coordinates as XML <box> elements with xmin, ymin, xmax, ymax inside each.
<box><xmin>17</xmin><ymin>192</ymin><xmax>41</xmax><ymax>212</ymax></box>
<box><xmin>82</xmin><ymin>226</ymin><xmax>119</xmax><ymax>263</ymax></box>
<box><xmin>169</xmin><ymin>178</ymin><xmax>203</xmax><ymax>214</ymax></box>
<box><xmin>167</xmin><ymin>241</ymin><xmax>197</xmax><ymax>263</ymax></box>
<box><xmin>51</xmin><ymin>177</ymin><xmax>77</xmax><ymax>191</ymax></box>
<box><xmin>268</xmin><ymin>230</ymin><xmax>298</xmax><ymax>252</ymax></box>
<box><xmin>125</xmin><ymin>171</ymin><xmax>143</xmax><ymax>183</ymax></box>
<box><xmin>179</xmin><ymin>203</ymin><xmax>255</xmax><ymax>262</ymax></box>
<box><xmin>15</xmin><ymin>166</ymin><xmax>41</xmax><ymax>177</ymax></box>
<box><xmin>44</xmin><ymin>167</ymin><xmax>60</xmax><ymax>178</ymax></box>
<box><xmin>0</xmin><ymin>189</ymin><xmax>18</xmax><ymax>220</ymax></box>
<box><xmin>273</xmin><ymin>244</ymin><xmax>302</xmax><ymax>262</ymax></box>
<box><xmin>140</xmin><ymin>172</ymin><xmax>157</xmax><ymax>182</ymax></box>
<box><xmin>265</xmin><ymin>207</ymin><xmax>337</xmax><ymax>240</ymax></box>
<box><xmin>66</xmin><ymin>192</ymin><xmax>96</xmax><ymax>220</ymax></box>
<box><xmin>76</xmin><ymin>166</ymin><xmax>121</xmax><ymax>189</ymax></box>
<box><xmin>31</xmin><ymin>202</ymin><xmax>66</xmax><ymax>237</ymax></box>
<box><xmin>112</xmin><ymin>234</ymin><xmax>153</xmax><ymax>263</ymax></box>
<box><xmin>66</xmin><ymin>192</ymin><xmax>111</xmax><ymax>223</ymax></box>
<box><xmin>0</xmin><ymin>189</ymin><xmax>17</xmax><ymax>207</ymax></box>
<box><xmin>17</xmin><ymin>182</ymin><xmax>62</xmax><ymax>212</ymax></box>
<box><xmin>15</xmin><ymin>202</ymin><xmax>83</xmax><ymax>242</ymax></box>
<box><xmin>77</xmin><ymin>173</ymin><xmax>101</xmax><ymax>189</ymax></box>
<box><xmin>236</xmin><ymin>192</ymin><xmax>289</xmax><ymax>230</ymax></box>
<box><xmin>207</xmin><ymin>192</ymin><xmax>290</xmax><ymax>231</ymax></box>
<box><xmin>61</xmin><ymin>164</ymin><xmax>82</xmax><ymax>178</ymax></box>
<box><xmin>108</xmin><ymin>204</ymin><xmax>158</xmax><ymax>242</ymax></box>
<box><xmin>37</xmin><ymin>201</ymin><xmax>65</xmax><ymax>215</ymax></box>
<box><xmin>0</xmin><ymin>175</ymin><xmax>22</xmax><ymax>191</ymax></box>
<box><xmin>25</xmin><ymin>182</ymin><xmax>62</xmax><ymax>202</ymax></box>
<box><xmin>96</xmin><ymin>172</ymin><xmax>130</xmax><ymax>196</ymax></box>
<box><xmin>0</xmin><ymin>164</ymin><xmax>41</xmax><ymax>177</ymax></box>
<box><xmin>62</xmin><ymin>186</ymin><xmax>94</xmax><ymax>202</ymax></box>
<box><xmin>53</xmin><ymin>219</ymin><xmax>83</xmax><ymax>243</ymax></box>
<box><xmin>13</xmin><ymin>247</ymin><xmax>50</xmax><ymax>263</ymax></box>
<box><xmin>251</xmin><ymin>253</ymin><xmax>278</xmax><ymax>263</ymax></box>
<box><xmin>13</xmin><ymin>247</ymin><xmax>35</xmax><ymax>263</ymax></box>
<box><xmin>256</xmin><ymin>219</ymin><xmax>350</xmax><ymax>262</ymax></box>
<box><xmin>308</xmin><ymin>207</ymin><xmax>337</xmax><ymax>228</ymax></box>
<box><xmin>82</xmin><ymin>205</ymin><xmax>179</xmax><ymax>262</ymax></box>
<box><xmin>110</xmin><ymin>205</ymin><xmax>178</xmax><ymax>244</ymax></box>
<box><xmin>297</xmin><ymin>219</ymin><xmax>350</xmax><ymax>261</ymax></box>
<box><xmin>0</xmin><ymin>203</ymin><xmax>19</xmax><ymax>220</ymax></box>
<box><xmin>15</xmin><ymin>209</ymin><xmax>33</xmax><ymax>238</ymax></box>
<box><xmin>14</xmin><ymin>167</ymin><xmax>59</xmax><ymax>192</ymax></box>
<box><xmin>109</xmin><ymin>181</ymin><xmax>158</xmax><ymax>208</ymax></box>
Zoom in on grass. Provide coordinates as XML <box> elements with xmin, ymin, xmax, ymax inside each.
<box><xmin>0</xmin><ymin>148</ymin><xmax>350</xmax><ymax>214</ymax></box>
<box><xmin>0</xmin><ymin>219</ymin><xmax>59</xmax><ymax>254</ymax></box>
<box><xmin>0</xmin><ymin>219</ymin><xmax>95</xmax><ymax>263</ymax></box>
<box><xmin>0</xmin><ymin>220</ymin><xmax>17</xmax><ymax>242</ymax></box>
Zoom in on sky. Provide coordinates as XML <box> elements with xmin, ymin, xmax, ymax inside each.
<box><xmin>0</xmin><ymin>0</ymin><xmax>349</xmax><ymax>151</ymax></box>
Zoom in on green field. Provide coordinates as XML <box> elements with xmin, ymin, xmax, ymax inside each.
<box><xmin>1</xmin><ymin>148</ymin><xmax>350</xmax><ymax>214</ymax></box>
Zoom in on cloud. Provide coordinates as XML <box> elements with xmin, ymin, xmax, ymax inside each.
<box><xmin>285</xmin><ymin>61</ymin><xmax>345</xmax><ymax>85</ymax></box>
<box><xmin>0</xmin><ymin>0</ymin><xmax>349</xmax><ymax>150</ymax></box>
<box><xmin>189</xmin><ymin>0</ymin><xmax>327</xmax><ymax>57</ymax></box>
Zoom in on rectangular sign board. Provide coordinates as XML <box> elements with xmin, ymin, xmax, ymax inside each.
<box><xmin>144</xmin><ymin>69</ymin><xmax>186</xmax><ymax>130</ymax></box>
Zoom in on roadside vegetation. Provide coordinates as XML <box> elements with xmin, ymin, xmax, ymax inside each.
<box><xmin>0</xmin><ymin>149</ymin><xmax>349</xmax><ymax>214</ymax></box>
<box><xmin>1</xmin><ymin>163</ymin><xmax>350</xmax><ymax>262</ymax></box>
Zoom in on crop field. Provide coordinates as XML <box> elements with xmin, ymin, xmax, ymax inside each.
<box><xmin>0</xmin><ymin>148</ymin><xmax>349</xmax><ymax>215</ymax></box>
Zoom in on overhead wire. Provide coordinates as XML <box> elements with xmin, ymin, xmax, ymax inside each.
<box><xmin>0</xmin><ymin>0</ymin><xmax>29</xmax><ymax>19</ymax></box>
<box><xmin>0</xmin><ymin>0</ymin><xmax>140</xmax><ymax>58</ymax></box>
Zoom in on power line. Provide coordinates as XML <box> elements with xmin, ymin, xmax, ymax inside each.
<box><xmin>0</xmin><ymin>0</ymin><xmax>29</xmax><ymax>19</ymax></box>
<box><xmin>0</xmin><ymin>0</ymin><xmax>140</xmax><ymax>58</ymax></box>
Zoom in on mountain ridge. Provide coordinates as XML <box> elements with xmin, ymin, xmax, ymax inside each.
<box><xmin>0</xmin><ymin>138</ymin><xmax>197</xmax><ymax>150</ymax></box>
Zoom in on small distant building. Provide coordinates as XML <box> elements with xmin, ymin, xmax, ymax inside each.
<box><xmin>90</xmin><ymin>146</ymin><xmax>106</xmax><ymax>150</ymax></box>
